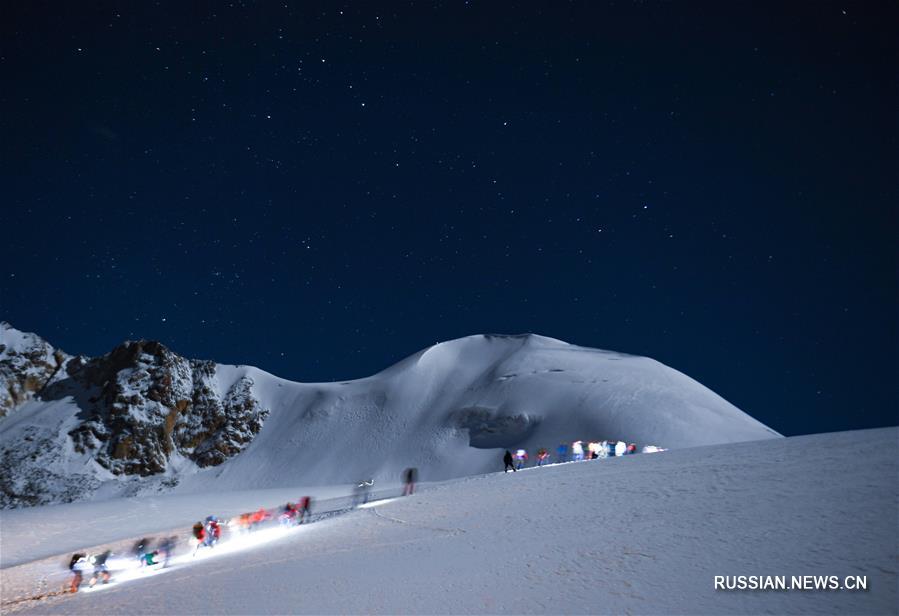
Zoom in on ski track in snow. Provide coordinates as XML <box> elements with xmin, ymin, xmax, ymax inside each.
<box><xmin>365</xmin><ymin>501</ymin><xmax>466</xmax><ymax>535</ymax></box>
<box><xmin>1</xmin><ymin>427</ymin><xmax>896</xmax><ymax>615</ymax></box>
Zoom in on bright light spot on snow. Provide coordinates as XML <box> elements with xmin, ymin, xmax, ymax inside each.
<box><xmin>84</xmin><ymin>524</ymin><xmax>317</xmax><ymax>593</ymax></box>
<box><xmin>357</xmin><ymin>498</ymin><xmax>400</xmax><ymax>509</ymax></box>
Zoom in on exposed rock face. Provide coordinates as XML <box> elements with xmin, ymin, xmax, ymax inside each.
<box><xmin>0</xmin><ymin>324</ymin><xmax>69</xmax><ymax>418</ymax></box>
<box><xmin>189</xmin><ymin>375</ymin><xmax>267</xmax><ymax>467</ymax></box>
<box><xmin>0</xmin><ymin>324</ymin><xmax>269</xmax><ymax>500</ymax></box>
<box><xmin>0</xmin><ymin>423</ymin><xmax>102</xmax><ymax>509</ymax></box>
<box><xmin>63</xmin><ymin>340</ymin><xmax>269</xmax><ymax>476</ymax></box>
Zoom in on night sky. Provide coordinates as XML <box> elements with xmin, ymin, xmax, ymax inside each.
<box><xmin>1</xmin><ymin>2</ymin><xmax>896</xmax><ymax>437</ymax></box>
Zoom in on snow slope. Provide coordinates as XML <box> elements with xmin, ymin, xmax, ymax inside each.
<box><xmin>173</xmin><ymin>333</ymin><xmax>780</xmax><ymax>494</ymax></box>
<box><xmin>1</xmin><ymin>427</ymin><xmax>895</xmax><ymax>615</ymax></box>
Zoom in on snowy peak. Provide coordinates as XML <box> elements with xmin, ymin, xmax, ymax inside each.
<box><xmin>400</xmin><ymin>333</ymin><xmax>571</xmax><ymax>375</ymax></box>
<box><xmin>481</xmin><ymin>332</ymin><xmax>570</xmax><ymax>345</ymax></box>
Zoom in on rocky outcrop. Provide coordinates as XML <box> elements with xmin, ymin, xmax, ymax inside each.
<box><xmin>0</xmin><ymin>323</ymin><xmax>69</xmax><ymax>418</ymax></box>
<box><xmin>0</xmin><ymin>325</ymin><xmax>270</xmax><ymax>501</ymax></box>
<box><xmin>0</xmin><ymin>423</ymin><xmax>102</xmax><ymax>508</ymax></box>
<box><xmin>187</xmin><ymin>375</ymin><xmax>268</xmax><ymax>467</ymax></box>
<box><xmin>64</xmin><ymin>340</ymin><xmax>269</xmax><ymax>476</ymax></box>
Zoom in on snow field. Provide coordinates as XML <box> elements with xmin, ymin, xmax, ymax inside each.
<box><xmin>2</xmin><ymin>427</ymin><xmax>895</xmax><ymax>615</ymax></box>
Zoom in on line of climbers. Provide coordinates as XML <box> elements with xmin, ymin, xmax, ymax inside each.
<box><xmin>62</xmin><ymin>469</ymin><xmax>422</xmax><ymax>594</ymax></box>
<box><xmin>503</xmin><ymin>440</ymin><xmax>667</xmax><ymax>472</ymax></box>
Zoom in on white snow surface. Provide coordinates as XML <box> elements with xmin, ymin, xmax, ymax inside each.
<box><xmin>0</xmin><ymin>329</ymin><xmax>780</xmax><ymax>503</ymax></box>
<box><xmin>1</xmin><ymin>427</ymin><xmax>895</xmax><ymax>615</ymax></box>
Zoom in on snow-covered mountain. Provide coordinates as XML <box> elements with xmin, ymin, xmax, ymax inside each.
<box><xmin>0</xmin><ymin>323</ymin><xmax>779</xmax><ymax>508</ymax></box>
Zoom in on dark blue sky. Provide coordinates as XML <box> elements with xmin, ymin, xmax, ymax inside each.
<box><xmin>1</xmin><ymin>1</ymin><xmax>896</xmax><ymax>437</ymax></box>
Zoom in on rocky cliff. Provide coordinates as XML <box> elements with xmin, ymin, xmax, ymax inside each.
<box><xmin>0</xmin><ymin>325</ymin><xmax>69</xmax><ymax>418</ymax></box>
<box><xmin>0</xmin><ymin>323</ymin><xmax>268</xmax><ymax>506</ymax></box>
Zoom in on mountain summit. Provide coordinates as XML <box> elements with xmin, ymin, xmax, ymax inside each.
<box><xmin>0</xmin><ymin>323</ymin><xmax>779</xmax><ymax>508</ymax></box>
